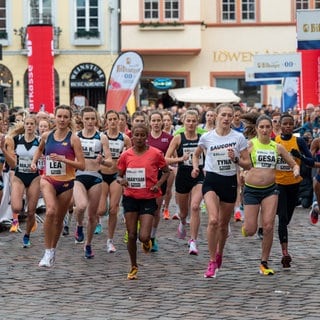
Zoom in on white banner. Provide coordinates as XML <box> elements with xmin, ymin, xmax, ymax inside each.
<box><xmin>297</xmin><ymin>9</ymin><xmax>320</xmax><ymax>49</ymax></box>
<box><xmin>253</xmin><ymin>53</ymin><xmax>301</xmax><ymax>78</ymax></box>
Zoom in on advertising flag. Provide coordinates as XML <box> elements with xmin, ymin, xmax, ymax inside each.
<box><xmin>27</xmin><ymin>25</ymin><xmax>55</xmax><ymax>113</ymax></box>
<box><xmin>106</xmin><ymin>51</ymin><xmax>144</xmax><ymax>112</ymax></box>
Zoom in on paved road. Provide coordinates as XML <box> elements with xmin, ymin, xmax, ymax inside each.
<box><xmin>0</xmin><ymin>203</ymin><xmax>319</xmax><ymax>320</ymax></box>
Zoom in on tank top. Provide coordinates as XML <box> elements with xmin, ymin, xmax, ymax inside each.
<box><xmin>106</xmin><ymin>132</ymin><xmax>125</xmax><ymax>159</ymax></box>
<box><xmin>250</xmin><ymin>137</ymin><xmax>278</xmax><ymax>169</ymax></box>
<box><xmin>14</xmin><ymin>134</ymin><xmax>40</xmax><ymax>173</ymax></box>
<box><xmin>45</xmin><ymin>130</ymin><xmax>75</xmax><ymax>181</ymax></box>
<box><xmin>177</xmin><ymin>133</ymin><xmax>204</xmax><ymax>168</ymax></box>
<box><xmin>275</xmin><ymin>135</ymin><xmax>302</xmax><ymax>184</ymax></box>
<box><xmin>77</xmin><ymin>130</ymin><xmax>102</xmax><ymax>159</ymax></box>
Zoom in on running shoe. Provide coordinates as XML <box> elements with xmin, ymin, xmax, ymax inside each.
<box><xmin>127</xmin><ymin>266</ymin><xmax>138</xmax><ymax>280</ymax></box>
<box><xmin>31</xmin><ymin>220</ymin><xmax>38</xmax><ymax>233</ymax></box>
<box><xmin>241</xmin><ymin>225</ymin><xmax>247</xmax><ymax>237</ymax></box>
<box><xmin>281</xmin><ymin>255</ymin><xmax>292</xmax><ymax>268</ymax></box>
<box><xmin>151</xmin><ymin>238</ymin><xmax>159</xmax><ymax>252</ymax></box>
<box><xmin>62</xmin><ymin>225</ymin><xmax>69</xmax><ymax>236</ymax></box>
<box><xmin>216</xmin><ymin>253</ymin><xmax>222</xmax><ymax>269</ymax></box>
<box><xmin>234</xmin><ymin>210</ymin><xmax>242</xmax><ymax>222</ymax></box>
<box><xmin>309</xmin><ymin>201</ymin><xmax>319</xmax><ymax>225</ymax></box>
<box><xmin>84</xmin><ymin>245</ymin><xmax>94</xmax><ymax>259</ymax></box>
<box><xmin>22</xmin><ymin>235</ymin><xmax>31</xmax><ymax>248</ymax></box>
<box><xmin>123</xmin><ymin>230</ymin><xmax>128</xmax><ymax>243</ymax></box>
<box><xmin>141</xmin><ymin>240</ymin><xmax>152</xmax><ymax>254</ymax></box>
<box><xmin>94</xmin><ymin>223</ymin><xmax>102</xmax><ymax>234</ymax></box>
<box><xmin>256</xmin><ymin>227</ymin><xmax>263</xmax><ymax>240</ymax></box>
<box><xmin>163</xmin><ymin>209</ymin><xmax>170</xmax><ymax>220</ymax></box>
<box><xmin>107</xmin><ymin>239</ymin><xmax>116</xmax><ymax>253</ymax></box>
<box><xmin>188</xmin><ymin>239</ymin><xmax>198</xmax><ymax>255</ymax></box>
<box><xmin>39</xmin><ymin>249</ymin><xmax>55</xmax><ymax>268</ymax></box>
<box><xmin>259</xmin><ymin>262</ymin><xmax>274</xmax><ymax>276</ymax></box>
<box><xmin>74</xmin><ymin>226</ymin><xmax>84</xmax><ymax>244</ymax></box>
<box><xmin>9</xmin><ymin>219</ymin><xmax>20</xmax><ymax>233</ymax></box>
<box><xmin>177</xmin><ymin>222</ymin><xmax>186</xmax><ymax>239</ymax></box>
<box><xmin>204</xmin><ymin>260</ymin><xmax>218</xmax><ymax>278</ymax></box>
<box><xmin>172</xmin><ymin>213</ymin><xmax>180</xmax><ymax>220</ymax></box>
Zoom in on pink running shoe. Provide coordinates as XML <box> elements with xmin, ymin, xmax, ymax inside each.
<box><xmin>215</xmin><ymin>253</ymin><xmax>222</xmax><ymax>269</ymax></box>
<box><xmin>204</xmin><ymin>260</ymin><xmax>218</xmax><ymax>278</ymax></box>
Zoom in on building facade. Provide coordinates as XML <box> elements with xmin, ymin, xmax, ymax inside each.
<box><xmin>121</xmin><ymin>0</ymin><xmax>320</xmax><ymax>108</ymax></box>
<box><xmin>1</xmin><ymin>0</ymin><xmax>120</xmax><ymax>111</ymax></box>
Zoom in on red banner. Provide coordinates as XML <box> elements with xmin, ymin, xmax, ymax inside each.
<box><xmin>27</xmin><ymin>25</ymin><xmax>55</xmax><ymax>113</ymax></box>
<box><xmin>106</xmin><ymin>51</ymin><xmax>143</xmax><ymax>112</ymax></box>
<box><xmin>298</xmin><ymin>49</ymin><xmax>320</xmax><ymax>109</ymax></box>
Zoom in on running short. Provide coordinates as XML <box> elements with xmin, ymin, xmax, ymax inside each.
<box><xmin>202</xmin><ymin>171</ymin><xmax>237</xmax><ymax>203</ymax></box>
<box><xmin>100</xmin><ymin>172</ymin><xmax>118</xmax><ymax>185</ymax></box>
<box><xmin>42</xmin><ymin>176</ymin><xmax>75</xmax><ymax>196</ymax></box>
<box><xmin>243</xmin><ymin>184</ymin><xmax>279</xmax><ymax>205</ymax></box>
<box><xmin>122</xmin><ymin>195</ymin><xmax>157</xmax><ymax>215</ymax></box>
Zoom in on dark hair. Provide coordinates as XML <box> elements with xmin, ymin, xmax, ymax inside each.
<box><xmin>256</xmin><ymin>114</ymin><xmax>272</xmax><ymax>127</ymax></box>
<box><xmin>131</xmin><ymin>123</ymin><xmax>149</xmax><ymax>135</ymax></box>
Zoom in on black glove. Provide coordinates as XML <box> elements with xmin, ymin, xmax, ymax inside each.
<box><xmin>291</xmin><ymin>149</ymin><xmax>315</xmax><ymax>167</ymax></box>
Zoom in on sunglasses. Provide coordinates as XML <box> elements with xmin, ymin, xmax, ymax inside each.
<box><xmin>272</xmin><ymin>119</ymin><xmax>280</xmax><ymax>123</ymax></box>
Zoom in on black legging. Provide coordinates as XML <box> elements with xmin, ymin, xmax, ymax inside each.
<box><xmin>277</xmin><ymin>183</ymin><xmax>300</xmax><ymax>244</ymax></box>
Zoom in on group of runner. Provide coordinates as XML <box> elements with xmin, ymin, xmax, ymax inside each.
<box><xmin>1</xmin><ymin>103</ymin><xmax>319</xmax><ymax>280</ymax></box>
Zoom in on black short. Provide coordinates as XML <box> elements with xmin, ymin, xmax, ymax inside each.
<box><xmin>122</xmin><ymin>195</ymin><xmax>157</xmax><ymax>215</ymax></box>
<box><xmin>15</xmin><ymin>172</ymin><xmax>39</xmax><ymax>188</ymax></box>
<box><xmin>243</xmin><ymin>184</ymin><xmax>279</xmax><ymax>205</ymax></box>
<box><xmin>100</xmin><ymin>172</ymin><xmax>118</xmax><ymax>185</ymax></box>
<box><xmin>75</xmin><ymin>174</ymin><xmax>102</xmax><ymax>190</ymax></box>
<box><xmin>175</xmin><ymin>167</ymin><xmax>204</xmax><ymax>194</ymax></box>
<box><xmin>202</xmin><ymin>172</ymin><xmax>237</xmax><ymax>203</ymax></box>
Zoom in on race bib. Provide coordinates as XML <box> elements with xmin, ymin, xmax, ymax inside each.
<box><xmin>182</xmin><ymin>147</ymin><xmax>204</xmax><ymax>166</ymax></box>
<box><xmin>126</xmin><ymin>168</ymin><xmax>146</xmax><ymax>188</ymax></box>
<box><xmin>276</xmin><ymin>156</ymin><xmax>292</xmax><ymax>171</ymax></box>
<box><xmin>81</xmin><ymin>140</ymin><xmax>96</xmax><ymax>158</ymax></box>
<box><xmin>46</xmin><ymin>155</ymin><xmax>66</xmax><ymax>176</ymax></box>
<box><xmin>211</xmin><ymin>150</ymin><xmax>236</xmax><ymax>173</ymax></box>
<box><xmin>18</xmin><ymin>157</ymin><xmax>32</xmax><ymax>173</ymax></box>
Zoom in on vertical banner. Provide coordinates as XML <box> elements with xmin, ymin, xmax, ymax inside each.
<box><xmin>298</xmin><ymin>49</ymin><xmax>320</xmax><ymax>108</ymax></box>
<box><xmin>296</xmin><ymin>10</ymin><xmax>320</xmax><ymax>109</ymax></box>
<box><xmin>106</xmin><ymin>51</ymin><xmax>143</xmax><ymax>112</ymax></box>
<box><xmin>27</xmin><ymin>25</ymin><xmax>55</xmax><ymax>113</ymax></box>
<box><xmin>281</xmin><ymin>77</ymin><xmax>298</xmax><ymax>112</ymax></box>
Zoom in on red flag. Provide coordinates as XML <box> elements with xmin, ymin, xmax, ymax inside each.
<box><xmin>106</xmin><ymin>51</ymin><xmax>143</xmax><ymax>112</ymax></box>
<box><xmin>27</xmin><ymin>25</ymin><xmax>55</xmax><ymax>113</ymax></box>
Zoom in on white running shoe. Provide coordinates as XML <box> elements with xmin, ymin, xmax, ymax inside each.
<box><xmin>107</xmin><ymin>239</ymin><xmax>116</xmax><ymax>253</ymax></box>
<box><xmin>188</xmin><ymin>239</ymin><xmax>198</xmax><ymax>255</ymax></box>
<box><xmin>39</xmin><ymin>249</ymin><xmax>55</xmax><ymax>267</ymax></box>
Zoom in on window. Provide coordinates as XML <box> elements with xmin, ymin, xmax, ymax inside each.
<box><xmin>75</xmin><ymin>0</ymin><xmax>99</xmax><ymax>38</ymax></box>
<box><xmin>144</xmin><ymin>0</ymin><xmax>159</xmax><ymax>19</ymax></box>
<box><xmin>143</xmin><ymin>0</ymin><xmax>180</xmax><ymax>21</ymax></box>
<box><xmin>222</xmin><ymin>0</ymin><xmax>255</xmax><ymax>22</ymax></box>
<box><xmin>242</xmin><ymin>0</ymin><xmax>255</xmax><ymax>21</ymax></box>
<box><xmin>315</xmin><ymin>0</ymin><xmax>320</xmax><ymax>8</ymax></box>
<box><xmin>165</xmin><ymin>0</ymin><xmax>179</xmax><ymax>20</ymax></box>
<box><xmin>296</xmin><ymin>0</ymin><xmax>309</xmax><ymax>9</ymax></box>
<box><xmin>0</xmin><ymin>0</ymin><xmax>6</xmax><ymax>39</ymax></box>
<box><xmin>222</xmin><ymin>0</ymin><xmax>236</xmax><ymax>21</ymax></box>
<box><xmin>29</xmin><ymin>0</ymin><xmax>52</xmax><ymax>24</ymax></box>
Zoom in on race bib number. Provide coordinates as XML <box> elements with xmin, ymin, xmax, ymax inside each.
<box><xmin>255</xmin><ymin>150</ymin><xmax>277</xmax><ymax>168</ymax></box>
<box><xmin>109</xmin><ymin>140</ymin><xmax>123</xmax><ymax>158</ymax></box>
<box><xmin>276</xmin><ymin>156</ymin><xmax>291</xmax><ymax>171</ymax></box>
<box><xmin>18</xmin><ymin>157</ymin><xmax>32</xmax><ymax>173</ymax></box>
<box><xmin>46</xmin><ymin>156</ymin><xmax>66</xmax><ymax>176</ymax></box>
<box><xmin>81</xmin><ymin>140</ymin><xmax>96</xmax><ymax>158</ymax></box>
<box><xmin>182</xmin><ymin>147</ymin><xmax>204</xmax><ymax>166</ymax></box>
<box><xmin>126</xmin><ymin>168</ymin><xmax>146</xmax><ymax>188</ymax></box>
<box><xmin>212</xmin><ymin>150</ymin><xmax>236</xmax><ymax>173</ymax></box>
